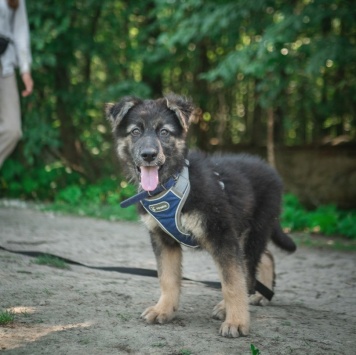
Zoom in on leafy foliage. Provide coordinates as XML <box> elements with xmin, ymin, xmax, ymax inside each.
<box><xmin>1</xmin><ymin>0</ymin><xmax>355</xmax><ymax>227</ymax></box>
<box><xmin>282</xmin><ymin>194</ymin><xmax>356</xmax><ymax>239</ymax></box>
<box><xmin>0</xmin><ymin>160</ymin><xmax>138</xmax><ymax>221</ymax></box>
<box><xmin>48</xmin><ymin>179</ymin><xmax>138</xmax><ymax>221</ymax></box>
<box><xmin>18</xmin><ymin>0</ymin><xmax>355</xmax><ymax>170</ymax></box>
<box><xmin>1</xmin><ymin>159</ymin><xmax>83</xmax><ymax>200</ymax></box>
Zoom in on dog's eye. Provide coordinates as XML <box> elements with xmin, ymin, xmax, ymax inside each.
<box><xmin>131</xmin><ymin>128</ymin><xmax>141</xmax><ymax>136</ymax></box>
<box><xmin>160</xmin><ymin>129</ymin><xmax>170</xmax><ymax>137</ymax></box>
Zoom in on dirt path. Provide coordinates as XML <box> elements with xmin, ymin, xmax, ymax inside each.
<box><xmin>0</xmin><ymin>204</ymin><xmax>355</xmax><ymax>355</ymax></box>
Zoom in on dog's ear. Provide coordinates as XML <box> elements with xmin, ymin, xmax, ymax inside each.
<box><xmin>165</xmin><ymin>93</ymin><xmax>194</xmax><ymax>132</ymax></box>
<box><xmin>105</xmin><ymin>96</ymin><xmax>141</xmax><ymax>130</ymax></box>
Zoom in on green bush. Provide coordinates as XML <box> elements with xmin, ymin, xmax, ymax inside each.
<box><xmin>50</xmin><ymin>179</ymin><xmax>138</xmax><ymax>221</ymax></box>
<box><xmin>0</xmin><ymin>159</ymin><xmax>138</xmax><ymax>221</ymax></box>
<box><xmin>2</xmin><ymin>159</ymin><xmax>356</xmax><ymax>237</ymax></box>
<box><xmin>56</xmin><ymin>185</ymin><xmax>83</xmax><ymax>204</ymax></box>
<box><xmin>281</xmin><ymin>194</ymin><xmax>356</xmax><ymax>240</ymax></box>
<box><xmin>0</xmin><ymin>159</ymin><xmax>83</xmax><ymax>200</ymax></box>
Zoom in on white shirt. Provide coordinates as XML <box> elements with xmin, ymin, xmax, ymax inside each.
<box><xmin>0</xmin><ymin>0</ymin><xmax>31</xmax><ymax>77</ymax></box>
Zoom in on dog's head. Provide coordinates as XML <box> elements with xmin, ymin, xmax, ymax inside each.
<box><xmin>105</xmin><ymin>94</ymin><xmax>194</xmax><ymax>191</ymax></box>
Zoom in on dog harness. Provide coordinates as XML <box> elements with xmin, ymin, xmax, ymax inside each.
<box><xmin>119</xmin><ymin>162</ymin><xmax>275</xmax><ymax>300</ymax></box>
<box><xmin>120</xmin><ymin>161</ymin><xmax>198</xmax><ymax>248</ymax></box>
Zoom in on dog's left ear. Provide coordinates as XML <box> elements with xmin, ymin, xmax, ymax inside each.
<box><xmin>165</xmin><ymin>93</ymin><xmax>194</xmax><ymax>132</ymax></box>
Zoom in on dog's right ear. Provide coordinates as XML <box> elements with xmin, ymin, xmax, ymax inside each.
<box><xmin>165</xmin><ymin>93</ymin><xmax>194</xmax><ymax>133</ymax></box>
<box><xmin>105</xmin><ymin>96</ymin><xmax>141</xmax><ymax>130</ymax></box>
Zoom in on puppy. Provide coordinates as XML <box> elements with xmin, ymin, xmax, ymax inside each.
<box><xmin>105</xmin><ymin>94</ymin><xmax>296</xmax><ymax>337</ymax></box>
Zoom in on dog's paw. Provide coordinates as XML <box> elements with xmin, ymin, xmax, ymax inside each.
<box><xmin>141</xmin><ymin>305</ymin><xmax>175</xmax><ymax>324</ymax></box>
<box><xmin>219</xmin><ymin>320</ymin><xmax>249</xmax><ymax>338</ymax></box>
<box><xmin>249</xmin><ymin>293</ymin><xmax>270</xmax><ymax>306</ymax></box>
<box><xmin>212</xmin><ymin>300</ymin><xmax>226</xmax><ymax>320</ymax></box>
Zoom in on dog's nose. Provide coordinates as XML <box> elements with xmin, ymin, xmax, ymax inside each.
<box><xmin>141</xmin><ymin>148</ymin><xmax>158</xmax><ymax>162</ymax></box>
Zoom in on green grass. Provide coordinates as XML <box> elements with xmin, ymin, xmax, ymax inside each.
<box><xmin>292</xmin><ymin>232</ymin><xmax>356</xmax><ymax>251</ymax></box>
<box><xmin>151</xmin><ymin>342</ymin><xmax>167</xmax><ymax>348</ymax></box>
<box><xmin>117</xmin><ymin>313</ymin><xmax>131</xmax><ymax>322</ymax></box>
<box><xmin>33</xmin><ymin>254</ymin><xmax>70</xmax><ymax>269</ymax></box>
<box><xmin>0</xmin><ymin>310</ymin><xmax>15</xmax><ymax>325</ymax></box>
<box><xmin>250</xmin><ymin>344</ymin><xmax>260</xmax><ymax>355</ymax></box>
<box><xmin>179</xmin><ymin>350</ymin><xmax>192</xmax><ymax>355</ymax></box>
<box><xmin>44</xmin><ymin>201</ymin><xmax>138</xmax><ymax>222</ymax></box>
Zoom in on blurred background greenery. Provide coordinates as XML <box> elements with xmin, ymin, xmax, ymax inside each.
<box><xmin>1</xmin><ymin>0</ymin><xmax>355</xmax><ymax>239</ymax></box>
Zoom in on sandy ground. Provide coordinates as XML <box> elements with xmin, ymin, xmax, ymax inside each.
<box><xmin>0</xmin><ymin>203</ymin><xmax>356</xmax><ymax>355</ymax></box>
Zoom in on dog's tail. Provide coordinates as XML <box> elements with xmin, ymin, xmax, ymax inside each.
<box><xmin>271</xmin><ymin>222</ymin><xmax>297</xmax><ymax>253</ymax></box>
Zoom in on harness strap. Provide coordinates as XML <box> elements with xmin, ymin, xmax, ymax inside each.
<box><xmin>140</xmin><ymin>164</ymin><xmax>198</xmax><ymax>248</ymax></box>
<box><xmin>0</xmin><ymin>245</ymin><xmax>274</xmax><ymax>300</ymax></box>
<box><xmin>120</xmin><ymin>160</ymin><xmax>190</xmax><ymax>208</ymax></box>
<box><xmin>120</xmin><ymin>178</ymin><xmax>176</xmax><ymax>208</ymax></box>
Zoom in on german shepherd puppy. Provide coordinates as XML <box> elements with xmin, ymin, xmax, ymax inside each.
<box><xmin>105</xmin><ymin>94</ymin><xmax>296</xmax><ymax>338</ymax></box>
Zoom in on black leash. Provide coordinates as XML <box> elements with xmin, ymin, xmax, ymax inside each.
<box><xmin>0</xmin><ymin>245</ymin><xmax>274</xmax><ymax>301</ymax></box>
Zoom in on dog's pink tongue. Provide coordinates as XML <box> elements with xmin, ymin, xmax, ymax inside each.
<box><xmin>140</xmin><ymin>166</ymin><xmax>159</xmax><ymax>191</ymax></box>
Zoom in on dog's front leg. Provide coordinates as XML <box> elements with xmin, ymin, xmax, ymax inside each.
<box><xmin>212</xmin><ymin>250</ymin><xmax>250</xmax><ymax>338</ymax></box>
<box><xmin>141</xmin><ymin>232</ymin><xmax>182</xmax><ymax>324</ymax></box>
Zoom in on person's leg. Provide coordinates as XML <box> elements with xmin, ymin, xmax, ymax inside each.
<box><xmin>0</xmin><ymin>73</ymin><xmax>22</xmax><ymax>168</ymax></box>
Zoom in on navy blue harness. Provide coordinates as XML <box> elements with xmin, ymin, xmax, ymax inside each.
<box><xmin>120</xmin><ymin>162</ymin><xmax>198</xmax><ymax>248</ymax></box>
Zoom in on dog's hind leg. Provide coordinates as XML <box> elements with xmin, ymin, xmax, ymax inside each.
<box><xmin>211</xmin><ymin>244</ymin><xmax>250</xmax><ymax>337</ymax></box>
<box><xmin>249</xmin><ymin>249</ymin><xmax>275</xmax><ymax>306</ymax></box>
<box><xmin>141</xmin><ymin>232</ymin><xmax>182</xmax><ymax>324</ymax></box>
<box><xmin>243</xmin><ymin>221</ymin><xmax>272</xmax><ymax>295</ymax></box>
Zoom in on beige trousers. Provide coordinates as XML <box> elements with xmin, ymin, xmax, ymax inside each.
<box><xmin>0</xmin><ymin>72</ymin><xmax>22</xmax><ymax>168</ymax></box>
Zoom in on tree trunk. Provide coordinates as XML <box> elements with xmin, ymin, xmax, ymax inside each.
<box><xmin>267</xmin><ymin>108</ymin><xmax>276</xmax><ymax>168</ymax></box>
<box><xmin>54</xmin><ymin>63</ymin><xmax>84</xmax><ymax>172</ymax></box>
<box><xmin>251</xmin><ymin>104</ymin><xmax>265</xmax><ymax>146</ymax></box>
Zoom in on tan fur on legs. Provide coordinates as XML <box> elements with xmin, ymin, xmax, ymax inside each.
<box><xmin>249</xmin><ymin>250</ymin><xmax>275</xmax><ymax>306</ymax></box>
<box><xmin>214</xmin><ymin>262</ymin><xmax>250</xmax><ymax>337</ymax></box>
<box><xmin>141</xmin><ymin>245</ymin><xmax>182</xmax><ymax>324</ymax></box>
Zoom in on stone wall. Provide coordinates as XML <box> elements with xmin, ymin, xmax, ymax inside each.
<box><xmin>276</xmin><ymin>146</ymin><xmax>356</xmax><ymax>209</ymax></box>
<box><xmin>227</xmin><ymin>145</ymin><xmax>356</xmax><ymax>209</ymax></box>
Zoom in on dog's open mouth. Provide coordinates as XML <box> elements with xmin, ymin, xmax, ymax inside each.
<box><xmin>138</xmin><ymin>166</ymin><xmax>160</xmax><ymax>192</ymax></box>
